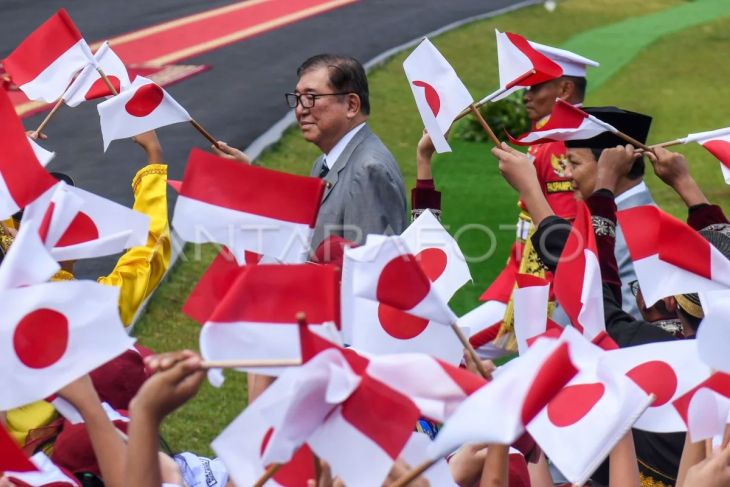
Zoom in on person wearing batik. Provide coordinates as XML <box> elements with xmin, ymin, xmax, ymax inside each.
<box><xmin>3</xmin><ymin>130</ymin><xmax>170</xmax><ymax>454</ymax></box>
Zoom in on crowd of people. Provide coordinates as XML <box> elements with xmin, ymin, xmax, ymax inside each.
<box><xmin>1</xmin><ymin>19</ymin><xmax>729</xmax><ymax>487</ymax></box>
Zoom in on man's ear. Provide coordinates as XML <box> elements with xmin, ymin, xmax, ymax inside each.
<box><xmin>346</xmin><ymin>93</ymin><xmax>361</xmax><ymax>118</ymax></box>
<box><xmin>664</xmin><ymin>296</ymin><xmax>678</xmax><ymax>313</ymax></box>
<box><xmin>558</xmin><ymin>78</ymin><xmax>576</xmax><ymax>101</ymax></box>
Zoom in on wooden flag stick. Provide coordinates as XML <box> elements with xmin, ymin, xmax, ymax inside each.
<box><xmin>615</xmin><ymin>129</ymin><xmax>654</xmax><ymax>153</ymax></box>
<box><xmin>390</xmin><ymin>458</ymin><xmax>439</xmax><ymax>487</ymax></box>
<box><xmin>96</xmin><ymin>66</ymin><xmax>119</xmax><ymax>96</ymax></box>
<box><xmin>650</xmin><ymin>138</ymin><xmax>684</xmax><ymax>149</ymax></box>
<box><xmin>252</xmin><ymin>463</ymin><xmax>282</xmax><ymax>487</ymax></box>
<box><xmin>450</xmin><ymin>323</ymin><xmax>490</xmax><ymax>379</ymax></box>
<box><xmin>200</xmin><ymin>358</ymin><xmax>301</xmax><ymax>369</ymax></box>
<box><xmin>34</xmin><ymin>97</ymin><xmax>65</xmax><ymax>135</ymax></box>
<box><xmin>469</xmin><ymin>104</ymin><xmax>502</xmax><ymax>147</ymax></box>
<box><xmin>190</xmin><ymin>118</ymin><xmax>221</xmax><ymax>149</ymax></box>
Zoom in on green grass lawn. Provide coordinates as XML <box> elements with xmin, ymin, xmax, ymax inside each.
<box><xmin>133</xmin><ymin>0</ymin><xmax>730</xmax><ymax>456</ymax></box>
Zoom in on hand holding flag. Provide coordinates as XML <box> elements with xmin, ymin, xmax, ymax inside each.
<box><xmin>653</xmin><ymin>127</ymin><xmax>730</xmax><ymax>184</ymax></box>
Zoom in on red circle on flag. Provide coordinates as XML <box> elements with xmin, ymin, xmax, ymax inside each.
<box><xmin>416</xmin><ymin>247</ymin><xmax>448</xmax><ymax>281</ymax></box>
<box><xmin>13</xmin><ymin>309</ymin><xmax>69</xmax><ymax>369</ymax></box>
<box><xmin>125</xmin><ymin>83</ymin><xmax>164</xmax><ymax>117</ymax></box>
<box><xmin>378</xmin><ymin>304</ymin><xmax>430</xmax><ymax>339</ymax></box>
<box><xmin>376</xmin><ymin>255</ymin><xmax>430</xmax><ymax>310</ymax></box>
<box><xmin>273</xmin><ymin>444</ymin><xmax>316</xmax><ymax>484</ymax></box>
<box><xmin>626</xmin><ymin>360</ymin><xmax>677</xmax><ymax>407</ymax></box>
<box><xmin>56</xmin><ymin>212</ymin><xmax>100</xmax><ymax>247</ymax></box>
<box><xmin>84</xmin><ymin>76</ymin><xmax>121</xmax><ymax>101</ymax></box>
<box><xmin>547</xmin><ymin>382</ymin><xmax>605</xmax><ymax>427</ymax></box>
<box><xmin>412</xmin><ymin>80</ymin><xmax>441</xmax><ymax>117</ymax></box>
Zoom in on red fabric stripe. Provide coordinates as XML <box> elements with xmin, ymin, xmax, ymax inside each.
<box><xmin>209</xmin><ymin>263</ymin><xmax>339</xmax><ymax>325</ymax></box>
<box><xmin>436</xmin><ymin>358</ymin><xmax>487</xmax><ymax>394</ymax></box>
<box><xmin>180</xmin><ymin>148</ymin><xmax>324</xmax><ymax>226</ymax></box>
<box><xmin>38</xmin><ymin>200</ymin><xmax>55</xmax><ymax>243</ymax></box>
<box><xmin>4</xmin><ymin>9</ymin><xmax>83</xmax><ymax>86</ymax></box>
<box><xmin>702</xmin><ymin>139</ymin><xmax>730</xmax><ymax>170</ymax></box>
<box><xmin>515</xmin><ymin>273</ymin><xmax>549</xmax><ymax>289</ymax></box>
<box><xmin>616</xmin><ymin>206</ymin><xmax>660</xmax><ymax>260</ymax></box>
<box><xmin>504</xmin><ymin>32</ymin><xmax>563</xmax><ymax>87</ymax></box>
<box><xmin>657</xmin><ymin>209</ymin><xmax>712</xmax><ymax>280</ymax></box>
<box><xmin>673</xmin><ymin>372</ymin><xmax>730</xmax><ymax>423</ymax></box>
<box><xmin>469</xmin><ymin>321</ymin><xmax>502</xmax><ymax>349</ymax></box>
<box><xmin>341</xmin><ymin>375</ymin><xmax>420</xmax><ymax>459</ymax></box>
<box><xmin>0</xmin><ymin>88</ymin><xmax>57</xmax><ymax>209</ymax></box>
<box><xmin>0</xmin><ymin>423</ymin><xmax>37</xmax><ymax>473</ymax></box>
<box><xmin>521</xmin><ymin>342</ymin><xmax>578</xmax><ymax>425</ymax></box>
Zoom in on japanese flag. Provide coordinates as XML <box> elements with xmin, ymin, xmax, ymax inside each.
<box><xmin>347</xmin><ymin>235</ymin><xmax>457</xmax><ymax>327</ymax></box>
<box><xmin>683</xmin><ymin>127</ymin><xmax>730</xmax><ymax>184</ymax></box>
<box><xmin>172</xmin><ymin>149</ymin><xmax>325</xmax><ymax>264</ymax></box>
<box><xmin>0</xmin><ymin>280</ymin><xmax>134</xmax><ymax>410</ymax></box>
<box><xmin>97</xmin><ymin>76</ymin><xmax>190</xmax><ymax>150</ymax></box>
<box><xmin>599</xmin><ymin>340</ymin><xmax>712</xmax><ymax>432</ymax></box>
<box><xmin>617</xmin><ymin>205</ymin><xmax>730</xmax><ymax>306</ymax></box>
<box><xmin>3</xmin><ymin>9</ymin><xmax>94</xmax><ymax>102</ymax></box>
<box><xmin>403</xmin><ymin>38</ymin><xmax>473</xmax><ymax>153</ymax></box>
<box><xmin>64</xmin><ymin>41</ymin><xmax>131</xmax><ymax>107</ymax></box>
<box><xmin>509</xmin><ymin>99</ymin><xmax>612</xmax><ymax>146</ymax></box>
<box><xmin>4</xmin><ymin>452</ymin><xmax>80</xmax><ymax>486</ymax></box>
<box><xmin>344</xmin><ymin>211</ymin><xmax>471</xmax><ymax>364</ymax></box>
<box><xmin>673</xmin><ymin>372</ymin><xmax>730</xmax><ymax>442</ymax></box>
<box><xmin>430</xmin><ymin>336</ymin><xmax>578</xmax><ymax>457</ymax></box>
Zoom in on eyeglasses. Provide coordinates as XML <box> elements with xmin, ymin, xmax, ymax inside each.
<box><xmin>629</xmin><ymin>280</ymin><xmax>640</xmax><ymax>297</ymax></box>
<box><xmin>285</xmin><ymin>92</ymin><xmax>351</xmax><ymax>108</ymax></box>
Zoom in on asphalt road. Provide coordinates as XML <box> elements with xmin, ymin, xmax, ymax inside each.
<box><xmin>2</xmin><ymin>0</ymin><xmax>530</xmax><ymax>278</ymax></box>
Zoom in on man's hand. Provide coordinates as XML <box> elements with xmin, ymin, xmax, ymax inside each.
<box><xmin>383</xmin><ymin>458</ymin><xmax>429</xmax><ymax>486</ymax></box>
<box><xmin>131</xmin><ymin>350</ymin><xmax>204</xmax><ymax>423</ymax></box>
<box><xmin>416</xmin><ymin>130</ymin><xmax>436</xmax><ymax>180</ymax></box>
<box><xmin>684</xmin><ymin>443</ymin><xmax>730</xmax><ymax>487</ymax></box>
<box><xmin>464</xmin><ymin>351</ymin><xmax>495</xmax><ymax>380</ymax></box>
<box><xmin>491</xmin><ymin>142</ymin><xmax>538</xmax><ymax>194</ymax></box>
<box><xmin>646</xmin><ymin>147</ymin><xmax>709</xmax><ymax>207</ymax></box>
<box><xmin>595</xmin><ymin>144</ymin><xmax>639</xmax><ymax>193</ymax></box>
<box><xmin>25</xmin><ymin>129</ymin><xmax>47</xmax><ymax>141</ymax></box>
<box><xmin>212</xmin><ymin>141</ymin><xmax>251</xmax><ymax>164</ymax></box>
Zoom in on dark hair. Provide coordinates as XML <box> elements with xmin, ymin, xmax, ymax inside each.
<box><xmin>297</xmin><ymin>54</ymin><xmax>370</xmax><ymax>115</ymax></box>
<box><xmin>563</xmin><ymin>76</ymin><xmax>587</xmax><ymax>101</ymax></box>
<box><xmin>590</xmin><ymin>149</ymin><xmax>645</xmax><ymax>180</ymax></box>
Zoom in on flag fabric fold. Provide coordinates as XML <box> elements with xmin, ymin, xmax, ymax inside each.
<box><xmin>508</xmin><ymin>99</ymin><xmax>612</xmax><ymax>146</ymax></box>
<box><xmin>513</xmin><ymin>274</ymin><xmax>551</xmax><ymax>355</ymax></box>
<box><xmin>172</xmin><ymin>149</ymin><xmax>325</xmax><ymax>264</ymax></box>
<box><xmin>696</xmin><ymin>289</ymin><xmax>730</xmax><ymax>373</ymax></box>
<box><xmin>64</xmin><ymin>41</ymin><xmax>131</xmax><ymax>107</ymax></box>
<box><xmin>673</xmin><ymin>372</ymin><xmax>730</xmax><ymax>442</ymax></box>
<box><xmin>683</xmin><ymin>127</ymin><xmax>730</xmax><ymax>184</ymax></box>
<box><xmin>3</xmin><ymin>9</ymin><xmax>93</xmax><ymax>102</ymax></box>
<box><xmin>97</xmin><ymin>76</ymin><xmax>190</xmax><ymax>150</ymax></box>
<box><xmin>403</xmin><ymin>38</ymin><xmax>473</xmax><ymax>153</ymax></box>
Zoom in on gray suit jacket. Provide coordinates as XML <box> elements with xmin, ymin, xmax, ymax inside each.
<box><xmin>615</xmin><ymin>184</ymin><xmax>656</xmax><ymax>319</ymax></box>
<box><xmin>310</xmin><ymin>124</ymin><xmax>407</xmax><ymax>248</ymax></box>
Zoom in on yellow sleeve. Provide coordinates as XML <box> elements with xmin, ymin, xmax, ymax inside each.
<box><xmin>97</xmin><ymin>164</ymin><xmax>171</xmax><ymax>326</ymax></box>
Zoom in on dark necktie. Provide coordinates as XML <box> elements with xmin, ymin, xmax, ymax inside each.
<box><xmin>318</xmin><ymin>158</ymin><xmax>329</xmax><ymax>178</ymax></box>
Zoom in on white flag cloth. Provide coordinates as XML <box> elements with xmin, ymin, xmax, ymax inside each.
<box><xmin>4</xmin><ymin>452</ymin><xmax>80</xmax><ymax>486</ymax></box>
<box><xmin>345</xmin><ymin>211</ymin><xmax>471</xmax><ymax>363</ymax></box>
<box><xmin>30</xmin><ymin>182</ymin><xmax>150</xmax><ymax>262</ymax></box>
<box><xmin>3</xmin><ymin>9</ymin><xmax>94</xmax><ymax>102</ymax></box>
<box><xmin>512</xmin><ymin>274</ymin><xmax>551</xmax><ymax>355</ymax></box>
<box><xmin>527</xmin><ymin>328</ymin><xmax>653</xmax><ymax>486</ymax></box>
<box><xmin>509</xmin><ymin>100</ymin><xmax>613</xmax><ymax>146</ymax></box>
<box><xmin>403</xmin><ymin>38</ymin><xmax>473</xmax><ymax>153</ymax></box>
<box><xmin>400</xmin><ymin>433</ymin><xmax>458</xmax><ymax>487</ymax></box>
<box><xmin>64</xmin><ymin>41</ymin><xmax>131</xmax><ymax>107</ymax></box>
<box><xmin>617</xmin><ymin>205</ymin><xmax>730</xmax><ymax>306</ymax></box>
<box><xmin>0</xmin><ymin>280</ymin><xmax>134</xmax><ymax>410</ymax></box>
<box><xmin>697</xmin><ymin>289</ymin><xmax>730</xmax><ymax>373</ymax></box>
<box><xmin>673</xmin><ymin>372</ymin><xmax>730</xmax><ymax>443</ymax></box>
<box><xmin>97</xmin><ymin>76</ymin><xmax>190</xmax><ymax>150</ymax></box>
<box><xmin>430</xmin><ymin>337</ymin><xmax>578</xmax><ymax>457</ymax></box>
<box><xmin>683</xmin><ymin>127</ymin><xmax>730</xmax><ymax>184</ymax></box>
<box><xmin>599</xmin><ymin>340</ymin><xmax>711</xmax><ymax>432</ymax></box>
<box><xmin>457</xmin><ymin>299</ymin><xmax>508</xmax><ymax>360</ymax></box>
<box><xmin>347</xmin><ymin>235</ymin><xmax>458</xmax><ymax>327</ymax></box>
<box><xmin>28</xmin><ymin>137</ymin><xmax>55</xmax><ymax>167</ymax></box>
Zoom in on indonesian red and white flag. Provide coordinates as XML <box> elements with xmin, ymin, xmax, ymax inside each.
<box><xmin>553</xmin><ymin>201</ymin><xmax>606</xmax><ymax>340</ymax></box>
<box><xmin>682</xmin><ymin>127</ymin><xmax>730</xmax><ymax>184</ymax></box>
<box><xmin>617</xmin><ymin>205</ymin><xmax>730</xmax><ymax>306</ymax></box>
<box><xmin>527</xmin><ymin>328</ymin><xmax>653</xmax><ymax>486</ymax></box>
<box><xmin>0</xmin><ymin>280</ymin><xmax>134</xmax><ymax>410</ymax></box>
<box><xmin>673</xmin><ymin>372</ymin><xmax>730</xmax><ymax>442</ymax></box>
<box><xmin>509</xmin><ymin>99</ymin><xmax>614</xmax><ymax>146</ymax></box>
<box><xmin>64</xmin><ymin>41</ymin><xmax>131</xmax><ymax>107</ymax></box>
<box><xmin>173</xmin><ymin>149</ymin><xmax>325</xmax><ymax>264</ymax></box>
<box><xmin>344</xmin><ymin>211</ymin><xmax>471</xmax><ymax>363</ymax></box>
<box><xmin>513</xmin><ymin>274</ymin><xmax>551</xmax><ymax>355</ymax></box>
<box><xmin>212</xmin><ymin>361</ymin><xmax>319</xmax><ymax>487</ymax></box>
<box><xmin>28</xmin><ymin>137</ymin><xmax>55</xmax><ymax>167</ymax></box>
<box><xmin>0</xmin><ymin>423</ymin><xmax>37</xmax><ymax>474</ymax></box>
<box><xmin>97</xmin><ymin>76</ymin><xmax>190</xmax><ymax>150</ymax></box>
<box><xmin>4</xmin><ymin>452</ymin><xmax>80</xmax><ymax>486</ymax></box>
<box><xmin>484</xmin><ymin>30</ymin><xmax>563</xmax><ymax>103</ymax></box>
<box><xmin>199</xmin><ymin>264</ymin><xmax>340</xmax><ymax>378</ymax></box>
<box><xmin>0</xmin><ymin>87</ymin><xmax>58</xmax><ymax>218</ymax></box>
<box><xmin>403</xmin><ymin>38</ymin><xmax>473</xmax><ymax>153</ymax></box>
<box><xmin>30</xmin><ymin>182</ymin><xmax>150</xmax><ymax>262</ymax></box>
<box><xmin>599</xmin><ymin>340</ymin><xmax>712</xmax><ymax>432</ymax></box>
<box><xmin>697</xmin><ymin>289</ymin><xmax>730</xmax><ymax>373</ymax></box>
<box><xmin>347</xmin><ymin>235</ymin><xmax>458</xmax><ymax>326</ymax></box>
<box><xmin>3</xmin><ymin>9</ymin><xmax>94</xmax><ymax>102</ymax></box>
<box><xmin>430</xmin><ymin>336</ymin><xmax>578</xmax><ymax>456</ymax></box>
<box><xmin>458</xmin><ymin>299</ymin><xmax>508</xmax><ymax>360</ymax></box>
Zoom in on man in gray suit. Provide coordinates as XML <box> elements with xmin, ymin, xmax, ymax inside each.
<box><xmin>287</xmin><ymin>54</ymin><xmax>407</xmax><ymax>249</ymax></box>
<box><xmin>562</xmin><ymin>106</ymin><xmax>654</xmax><ymax>320</ymax></box>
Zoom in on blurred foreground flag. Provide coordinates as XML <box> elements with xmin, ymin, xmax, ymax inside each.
<box><xmin>64</xmin><ymin>41</ymin><xmax>131</xmax><ymax>107</ymax></box>
<box><xmin>682</xmin><ymin>127</ymin><xmax>730</xmax><ymax>184</ymax></box>
<box><xmin>403</xmin><ymin>38</ymin><xmax>473</xmax><ymax>153</ymax></box>
<box><xmin>97</xmin><ymin>76</ymin><xmax>190</xmax><ymax>150</ymax></box>
<box><xmin>172</xmin><ymin>149</ymin><xmax>325</xmax><ymax>264</ymax></box>
<box><xmin>3</xmin><ymin>9</ymin><xmax>93</xmax><ymax>102</ymax></box>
